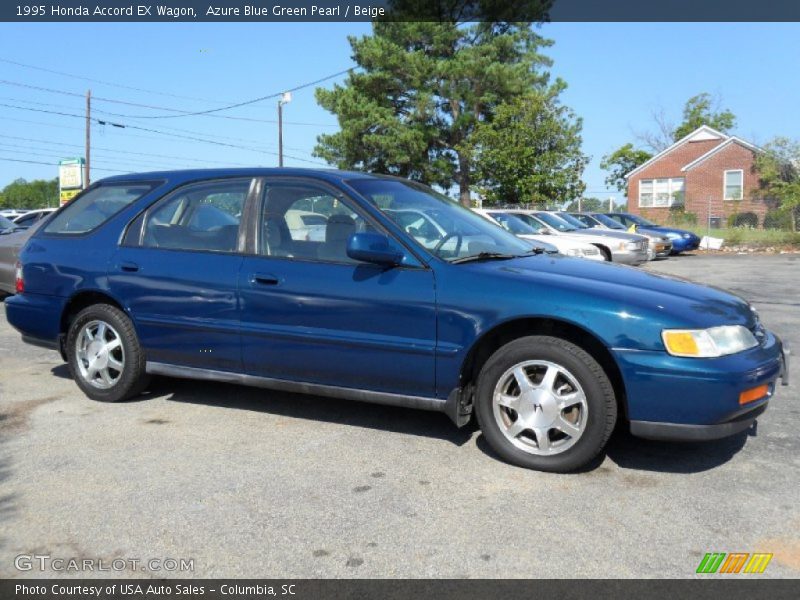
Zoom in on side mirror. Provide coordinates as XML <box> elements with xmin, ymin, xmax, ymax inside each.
<box><xmin>347</xmin><ymin>232</ymin><xmax>403</xmax><ymax>266</ymax></box>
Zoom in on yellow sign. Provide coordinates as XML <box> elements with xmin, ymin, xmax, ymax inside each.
<box><xmin>60</xmin><ymin>189</ymin><xmax>81</xmax><ymax>205</ymax></box>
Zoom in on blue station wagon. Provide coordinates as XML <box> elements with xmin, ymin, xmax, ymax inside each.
<box><xmin>5</xmin><ymin>169</ymin><xmax>789</xmax><ymax>472</ymax></box>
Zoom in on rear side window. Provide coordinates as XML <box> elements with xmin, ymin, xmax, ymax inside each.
<box><xmin>141</xmin><ymin>178</ymin><xmax>250</xmax><ymax>253</ymax></box>
<box><xmin>44</xmin><ymin>183</ymin><xmax>155</xmax><ymax>235</ymax></box>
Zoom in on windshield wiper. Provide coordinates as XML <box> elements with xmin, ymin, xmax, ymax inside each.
<box><xmin>450</xmin><ymin>252</ymin><xmax>520</xmax><ymax>264</ymax></box>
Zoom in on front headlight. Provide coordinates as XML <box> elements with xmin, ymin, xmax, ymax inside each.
<box><xmin>662</xmin><ymin>325</ymin><xmax>758</xmax><ymax>358</ymax></box>
<box><xmin>622</xmin><ymin>241</ymin><xmax>640</xmax><ymax>250</ymax></box>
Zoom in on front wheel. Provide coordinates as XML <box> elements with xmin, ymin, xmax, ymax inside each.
<box><xmin>475</xmin><ymin>336</ymin><xmax>617</xmax><ymax>472</ymax></box>
<box><xmin>66</xmin><ymin>303</ymin><xmax>149</xmax><ymax>402</ymax></box>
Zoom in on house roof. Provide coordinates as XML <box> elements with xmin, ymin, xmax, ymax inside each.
<box><xmin>623</xmin><ymin>125</ymin><xmax>758</xmax><ymax>179</ymax></box>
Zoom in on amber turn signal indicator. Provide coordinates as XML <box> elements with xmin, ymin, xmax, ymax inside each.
<box><xmin>739</xmin><ymin>384</ymin><xmax>769</xmax><ymax>405</ymax></box>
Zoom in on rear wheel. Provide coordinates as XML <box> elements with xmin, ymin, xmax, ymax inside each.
<box><xmin>66</xmin><ymin>304</ymin><xmax>149</xmax><ymax>402</ymax></box>
<box><xmin>475</xmin><ymin>335</ymin><xmax>617</xmax><ymax>472</ymax></box>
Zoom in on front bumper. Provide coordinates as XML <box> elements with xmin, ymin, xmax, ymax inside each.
<box><xmin>611</xmin><ymin>248</ymin><xmax>649</xmax><ymax>266</ymax></box>
<box><xmin>670</xmin><ymin>236</ymin><xmax>701</xmax><ymax>253</ymax></box>
<box><xmin>631</xmin><ymin>404</ymin><xmax>767</xmax><ymax>441</ymax></box>
<box><xmin>614</xmin><ymin>331</ymin><xmax>786</xmax><ymax>441</ymax></box>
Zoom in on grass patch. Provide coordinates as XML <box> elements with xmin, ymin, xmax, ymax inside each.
<box><xmin>686</xmin><ymin>227</ymin><xmax>800</xmax><ymax>247</ymax></box>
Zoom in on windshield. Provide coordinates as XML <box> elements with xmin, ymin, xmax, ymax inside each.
<box><xmin>533</xmin><ymin>212</ymin><xmax>576</xmax><ymax>232</ymax></box>
<box><xmin>627</xmin><ymin>214</ymin><xmax>658</xmax><ymax>227</ymax></box>
<box><xmin>591</xmin><ymin>213</ymin><xmax>626</xmax><ymax>230</ymax></box>
<box><xmin>488</xmin><ymin>212</ymin><xmax>540</xmax><ymax>235</ymax></box>
<box><xmin>0</xmin><ymin>215</ymin><xmax>15</xmax><ymax>230</ymax></box>
<box><xmin>556</xmin><ymin>212</ymin><xmax>590</xmax><ymax>229</ymax></box>
<box><xmin>348</xmin><ymin>179</ymin><xmax>532</xmax><ymax>261</ymax></box>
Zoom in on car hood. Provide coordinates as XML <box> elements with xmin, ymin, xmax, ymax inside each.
<box><xmin>638</xmin><ymin>225</ymin><xmax>697</xmax><ymax>238</ymax></box>
<box><xmin>569</xmin><ymin>228</ymin><xmax>645</xmax><ymax>242</ymax></box>
<box><xmin>464</xmin><ymin>254</ymin><xmax>757</xmax><ymax>330</ymax></box>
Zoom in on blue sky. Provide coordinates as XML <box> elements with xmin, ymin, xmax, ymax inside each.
<box><xmin>1</xmin><ymin>22</ymin><xmax>798</xmax><ymax>203</ymax></box>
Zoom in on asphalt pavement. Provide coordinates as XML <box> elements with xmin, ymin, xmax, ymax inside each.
<box><xmin>0</xmin><ymin>253</ymin><xmax>798</xmax><ymax>578</ymax></box>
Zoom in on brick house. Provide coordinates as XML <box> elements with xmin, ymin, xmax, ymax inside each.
<box><xmin>625</xmin><ymin>125</ymin><xmax>767</xmax><ymax>227</ymax></box>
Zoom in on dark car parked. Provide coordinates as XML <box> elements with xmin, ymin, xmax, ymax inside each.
<box><xmin>5</xmin><ymin>169</ymin><xmax>788</xmax><ymax>472</ymax></box>
<box><xmin>606</xmin><ymin>212</ymin><xmax>701</xmax><ymax>254</ymax></box>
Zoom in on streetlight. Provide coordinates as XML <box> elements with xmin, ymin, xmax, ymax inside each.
<box><xmin>277</xmin><ymin>91</ymin><xmax>292</xmax><ymax>167</ymax></box>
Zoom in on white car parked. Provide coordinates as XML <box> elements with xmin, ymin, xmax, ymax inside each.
<box><xmin>474</xmin><ymin>209</ymin><xmax>605</xmax><ymax>261</ymax></box>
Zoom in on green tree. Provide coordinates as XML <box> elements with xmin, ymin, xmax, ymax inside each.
<box><xmin>755</xmin><ymin>137</ymin><xmax>800</xmax><ymax>232</ymax></box>
<box><xmin>314</xmin><ymin>20</ymin><xmax>553</xmax><ymax>206</ymax></box>
<box><xmin>0</xmin><ymin>178</ymin><xmax>59</xmax><ymax>209</ymax></box>
<box><xmin>599</xmin><ymin>144</ymin><xmax>652</xmax><ymax>192</ymax></box>
<box><xmin>473</xmin><ymin>91</ymin><xmax>587</xmax><ymax>206</ymax></box>
<box><xmin>673</xmin><ymin>93</ymin><xmax>737</xmax><ymax>141</ymax></box>
<box><xmin>563</xmin><ymin>197</ymin><xmax>607</xmax><ymax>212</ymax></box>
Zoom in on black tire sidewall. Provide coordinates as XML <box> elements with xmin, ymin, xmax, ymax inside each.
<box><xmin>66</xmin><ymin>304</ymin><xmax>147</xmax><ymax>402</ymax></box>
<box><xmin>475</xmin><ymin>336</ymin><xmax>616</xmax><ymax>472</ymax></box>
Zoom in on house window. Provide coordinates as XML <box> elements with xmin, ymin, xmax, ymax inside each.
<box><xmin>639</xmin><ymin>177</ymin><xmax>685</xmax><ymax>208</ymax></box>
<box><xmin>724</xmin><ymin>169</ymin><xmax>744</xmax><ymax>200</ymax></box>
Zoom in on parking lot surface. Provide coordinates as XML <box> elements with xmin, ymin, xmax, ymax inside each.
<box><xmin>1</xmin><ymin>254</ymin><xmax>798</xmax><ymax>578</ymax></box>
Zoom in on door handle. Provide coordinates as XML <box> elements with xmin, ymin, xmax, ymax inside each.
<box><xmin>251</xmin><ymin>273</ymin><xmax>280</xmax><ymax>286</ymax></box>
<box><xmin>120</xmin><ymin>261</ymin><xmax>139</xmax><ymax>272</ymax></box>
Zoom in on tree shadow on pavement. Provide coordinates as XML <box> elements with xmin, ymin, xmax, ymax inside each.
<box><xmin>144</xmin><ymin>376</ymin><xmax>477</xmax><ymax>447</ymax></box>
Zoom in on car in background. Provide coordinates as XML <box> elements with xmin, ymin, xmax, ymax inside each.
<box><xmin>12</xmin><ymin>208</ymin><xmax>57</xmax><ymax>229</ymax></box>
<box><xmin>570</xmin><ymin>212</ymin><xmax>673</xmax><ymax>259</ymax></box>
<box><xmin>1</xmin><ymin>214</ymin><xmax>18</xmax><ymax>233</ymax></box>
<box><xmin>0</xmin><ymin>225</ymin><xmax>38</xmax><ymax>295</ymax></box>
<box><xmin>284</xmin><ymin>209</ymin><xmax>327</xmax><ymax>242</ymax></box>
<box><xmin>552</xmin><ymin>211</ymin><xmax>650</xmax><ymax>265</ymax></box>
<box><xmin>606</xmin><ymin>212</ymin><xmax>700</xmax><ymax>254</ymax></box>
<box><xmin>506</xmin><ymin>210</ymin><xmax>647</xmax><ymax>265</ymax></box>
<box><xmin>474</xmin><ymin>209</ymin><xmax>602</xmax><ymax>261</ymax></box>
<box><xmin>0</xmin><ymin>209</ymin><xmax>28</xmax><ymax>221</ymax></box>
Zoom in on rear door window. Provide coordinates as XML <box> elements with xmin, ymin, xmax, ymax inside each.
<box><xmin>44</xmin><ymin>183</ymin><xmax>156</xmax><ymax>235</ymax></box>
<box><xmin>141</xmin><ymin>178</ymin><xmax>251</xmax><ymax>253</ymax></box>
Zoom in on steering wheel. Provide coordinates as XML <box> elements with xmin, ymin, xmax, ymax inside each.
<box><xmin>432</xmin><ymin>232</ymin><xmax>463</xmax><ymax>257</ymax></box>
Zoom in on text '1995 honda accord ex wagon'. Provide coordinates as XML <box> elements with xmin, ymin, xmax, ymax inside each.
<box><xmin>6</xmin><ymin>169</ymin><xmax>790</xmax><ymax>472</ymax></box>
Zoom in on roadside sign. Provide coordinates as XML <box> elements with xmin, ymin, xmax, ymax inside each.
<box><xmin>59</xmin><ymin>158</ymin><xmax>85</xmax><ymax>205</ymax></box>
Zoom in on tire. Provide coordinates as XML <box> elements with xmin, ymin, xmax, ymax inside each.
<box><xmin>66</xmin><ymin>303</ymin><xmax>149</xmax><ymax>402</ymax></box>
<box><xmin>475</xmin><ymin>335</ymin><xmax>617</xmax><ymax>472</ymax></box>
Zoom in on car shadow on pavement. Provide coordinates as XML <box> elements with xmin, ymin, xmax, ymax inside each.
<box><xmin>143</xmin><ymin>376</ymin><xmax>478</xmax><ymax>447</ymax></box>
<box><xmin>603</xmin><ymin>426</ymin><xmax>750</xmax><ymax>473</ymax></box>
<box><xmin>474</xmin><ymin>424</ymin><xmax>751</xmax><ymax>474</ymax></box>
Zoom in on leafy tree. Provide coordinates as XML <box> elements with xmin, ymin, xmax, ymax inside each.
<box><xmin>755</xmin><ymin>137</ymin><xmax>800</xmax><ymax>232</ymax></box>
<box><xmin>563</xmin><ymin>197</ymin><xmax>608</xmax><ymax>212</ymax></box>
<box><xmin>314</xmin><ymin>20</ymin><xmax>554</xmax><ymax>205</ymax></box>
<box><xmin>599</xmin><ymin>144</ymin><xmax>652</xmax><ymax>191</ymax></box>
<box><xmin>0</xmin><ymin>178</ymin><xmax>59</xmax><ymax>209</ymax></box>
<box><xmin>673</xmin><ymin>93</ymin><xmax>736</xmax><ymax>141</ymax></box>
<box><xmin>472</xmin><ymin>91</ymin><xmax>587</xmax><ymax>206</ymax></box>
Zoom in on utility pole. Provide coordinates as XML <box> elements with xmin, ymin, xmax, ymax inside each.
<box><xmin>608</xmin><ymin>196</ymin><xmax>614</xmax><ymax>212</ymax></box>
<box><xmin>85</xmin><ymin>89</ymin><xmax>91</xmax><ymax>187</ymax></box>
<box><xmin>277</xmin><ymin>92</ymin><xmax>292</xmax><ymax>167</ymax></box>
<box><xmin>277</xmin><ymin>101</ymin><xmax>283</xmax><ymax>167</ymax></box>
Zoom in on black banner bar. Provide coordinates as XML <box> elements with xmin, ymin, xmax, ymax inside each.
<box><xmin>3</xmin><ymin>580</ymin><xmax>800</xmax><ymax>600</ymax></box>
<box><xmin>1</xmin><ymin>1</ymin><xmax>800</xmax><ymax>23</ymax></box>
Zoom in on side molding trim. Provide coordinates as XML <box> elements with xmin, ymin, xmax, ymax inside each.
<box><xmin>145</xmin><ymin>361</ymin><xmax>449</xmax><ymax>414</ymax></box>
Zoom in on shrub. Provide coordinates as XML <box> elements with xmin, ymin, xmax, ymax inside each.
<box><xmin>727</xmin><ymin>212</ymin><xmax>759</xmax><ymax>229</ymax></box>
<box><xmin>763</xmin><ymin>210</ymin><xmax>792</xmax><ymax>230</ymax></box>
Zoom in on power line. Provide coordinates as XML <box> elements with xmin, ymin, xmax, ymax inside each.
<box><xmin>0</xmin><ymin>102</ymin><xmax>328</xmax><ymax>165</ymax></box>
<box><xmin>117</xmin><ymin>67</ymin><xmax>354</xmax><ymax>119</ymax></box>
<box><xmin>0</xmin><ymin>155</ymin><xmax>128</xmax><ymax>173</ymax></box>
<box><xmin>0</xmin><ymin>80</ymin><xmax>338</xmax><ymax>127</ymax></box>
<box><xmin>0</xmin><ymin>56</ymin><xmax>235</xmax><ymax>104</ymax></box>
<box><xmin>0</xmin><ymin>135</ymin><xmax>256</xmax><ymax>167</ymax></box>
